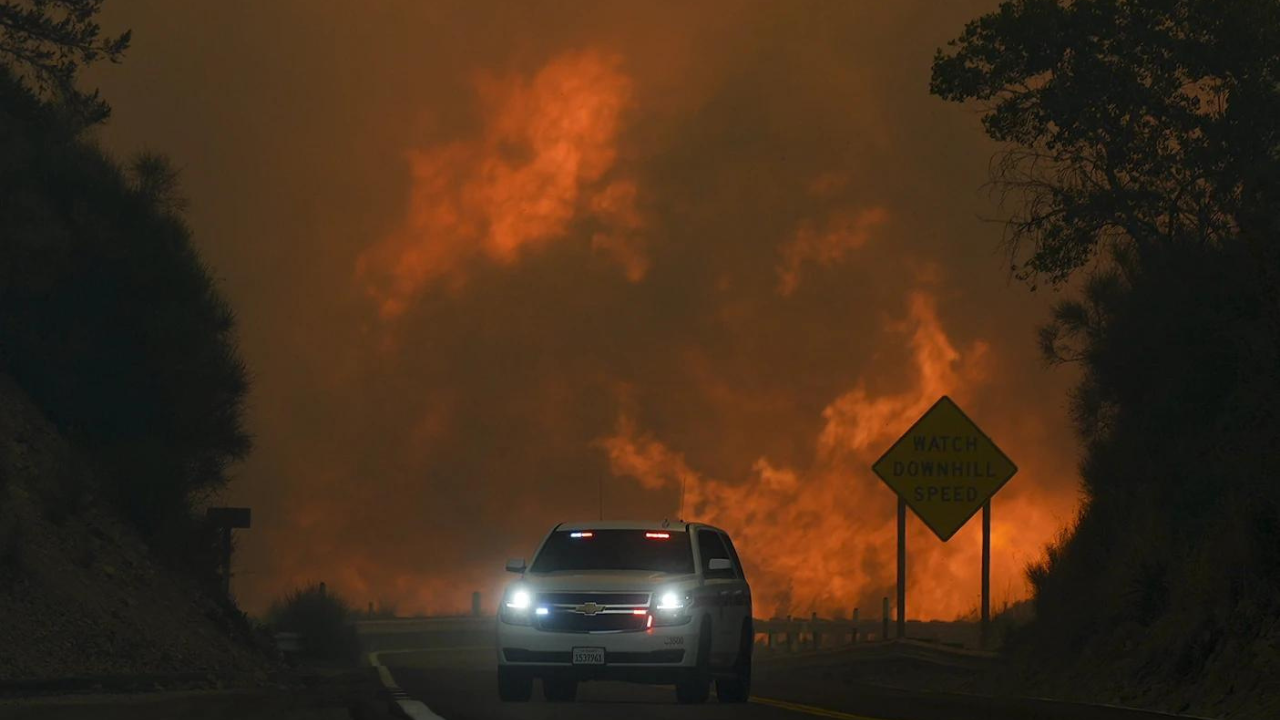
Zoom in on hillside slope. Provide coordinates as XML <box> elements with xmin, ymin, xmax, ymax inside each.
<box><xmin>0</xmin><ymin>374</ymin><xmax>271</xmax><ymax>684</ymax></box>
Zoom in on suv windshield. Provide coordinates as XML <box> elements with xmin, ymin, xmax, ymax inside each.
<box><xmin>530</xmin><ymin>530</ymin><xmax>694</xmax><ymax>574</ymax></box>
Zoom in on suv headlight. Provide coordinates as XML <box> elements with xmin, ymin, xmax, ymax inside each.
<box><xmin>499</xmin><ymin>586</ymin><xmax>534</xmax><ymax>625</ymax></box>
<box><xmin>651</xmin><ymin>589</ymin><xmax>693</xmax><ymax>626</ymax></box>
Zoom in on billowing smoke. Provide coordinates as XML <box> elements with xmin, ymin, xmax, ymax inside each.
<box><xmin>358</xmin><ymin>49</ymin><xmax>643</xmax><ymax>316</ymax></box>
<box><xmin>89</xmin><ymin>0</ymin><xmax>1081</xmax><ymax>619</ymax></box>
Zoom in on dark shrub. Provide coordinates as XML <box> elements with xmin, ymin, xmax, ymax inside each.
<box><xmin>267</xmin><ymin>583</ymin><xmax>361</xmax><ymax>664</ymax></box>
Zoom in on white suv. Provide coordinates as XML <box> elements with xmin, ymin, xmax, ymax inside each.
<box><xmin>496</xmin><ymin>520</ymin><xmax>752</xmax><ymax>704</ymax></box>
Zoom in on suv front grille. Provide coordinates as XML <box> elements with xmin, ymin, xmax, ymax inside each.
<box><xmin>535</xmin><ymin>612</ymin><xmax>649</xmax><ymax>633</ymax></box>
<box><xmin>533</xmin><ymin>591</ymin><xmax>652</xmax><ymax>633</ymax></box>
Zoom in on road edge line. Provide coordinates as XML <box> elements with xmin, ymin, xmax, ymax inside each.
<box><xmin>368</xmin><ymin>650</ymin><xmax>447</xmax><ymax>720</ymax></box>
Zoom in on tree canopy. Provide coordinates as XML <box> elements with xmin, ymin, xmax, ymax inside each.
<box><xmin>0</xmin><ymin>2</ymin><xmax>248</xmax><ymax>546</ymax></box>
<box><xmin>0</xmin><ymin>0</ymin><xmax>130</xmax><ymax>125</ymax></box>
<box><xmin>932</xmin><ymin>2</ymin><xmax>1280</xmax><ymax>710</ymax></box>
<box><xmin>931</xmin><ymin>0</ymin><xmax>1280</xmax><ymax>286</ymax></box>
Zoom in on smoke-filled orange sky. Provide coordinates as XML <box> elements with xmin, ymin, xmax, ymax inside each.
<box><xmin>88</xmin><ymin>0</ymin><xmax>1081</xmax><ymax>620</ymax></box>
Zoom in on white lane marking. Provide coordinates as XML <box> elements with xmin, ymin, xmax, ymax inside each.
<box><xmin>368</xmin><ymin>650</ymin><xmax>447</xmax><ymax>720</ymax></box>
<box><xmin>396</xmin><ymin>701</ymin><xmax>447</xmax><ymax>720</ymax></box>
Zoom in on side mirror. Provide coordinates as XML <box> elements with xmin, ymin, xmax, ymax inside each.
<box><xmin>708</xmin><ymin>558</ymin><xmax>732</xmax><ymax>572</ymax></box>
<box><xmin>505</xmin><ymin>558</ymin><xmax>526</xmax><ymax>574</ymax></box>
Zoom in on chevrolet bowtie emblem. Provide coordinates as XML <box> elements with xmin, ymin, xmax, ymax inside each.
<box><xmin>575</xmin><ymin>602</ymin><xmax>604</xmax><ymax>616</ymax></box>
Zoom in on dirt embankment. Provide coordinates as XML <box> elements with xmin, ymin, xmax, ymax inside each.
<box><xmin>997</xmin><ymin>621</ymin><xmax>1280</xmax><ymax>720</ymax></box>
<box><xmin>0</xmin><ymin>374</ymin><xmax>273</xmax><ymax>685</ymax></box>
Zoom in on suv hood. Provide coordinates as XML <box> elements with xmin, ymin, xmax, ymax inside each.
<box><xmin>521</xmin><ymin>570</ymin><xmax>697</xmax><ymax>593</ymax></box>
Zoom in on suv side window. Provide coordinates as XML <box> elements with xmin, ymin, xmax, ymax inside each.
<box><xmin>697</xmin><ymin>529</ymin><xmax>735</xmax><ymax>580</ymax></box>
<box><xmin>721</xmin><ymin>532</ymin><xmax>746</xmax><ymax>581</ymax></box>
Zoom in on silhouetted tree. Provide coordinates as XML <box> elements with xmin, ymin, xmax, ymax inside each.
<box><xmin>934</xmin><ymin>1</ymin><xmax>1280</xmax><ymax>711</ymax></box>
<box><xmin>0</xmin><ymin>0</ymin><xmax>129</xmax><ymax>125</ymax></box>
<box><xmin>931</xmin><ymin>0</ymin><xmax>1280</xmax><ymax>287</ymax></box>
<box><xmin>0</xmin><ymin>60</ymin><xmax>250</xmax><ymax>544</ymax></box>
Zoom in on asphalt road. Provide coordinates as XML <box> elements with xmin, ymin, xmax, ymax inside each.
<box><xmin>365</xmin><ymin>620</ymin><xmax>1199</xmax><ymax>720</ymax></box>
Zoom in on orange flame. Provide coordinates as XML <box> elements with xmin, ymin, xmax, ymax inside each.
<box><xmin>357</xmin><ymin>49</ymin><xmax>644</xmax><ymax>318</ymax></box>
<box><xmin>600</xmin><ymin>290</ymin><xmax>1063</xmax><ymax>620</ymax></box>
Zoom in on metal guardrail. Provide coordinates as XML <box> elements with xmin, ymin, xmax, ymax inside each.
<box><xmin>355</xmin><ymin>616</ymin><xmax>494</xmax><ymax>633</ymax></box>
<box><xmin>754</xmin><ymin>614</ymin><xmax>883</xmax><ymax>651</ymax></box>
<box><xmin>755</xmin><ymin>614</ymin><xmax>988</xmax><ymax>653</ymax></box>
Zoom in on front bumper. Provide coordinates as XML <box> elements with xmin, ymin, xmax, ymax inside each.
<box><xmin>496</xmin><ymin>616</ymin><xmax>702</xmax><ymax>682</ymax></box>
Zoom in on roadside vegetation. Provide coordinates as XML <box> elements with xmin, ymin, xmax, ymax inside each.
<box><xmin>0</xmin><ymin>1</ymin><xmax>249</xmax><ymax>585</ymax></box>
<box><xmin>267</xmin><ymin>583</ymin><xmax>361</xmax><ymax>664</ymax></box>
<box><xmin>933</xmin><ymin>0</ymin><xmax>1280</xmax><ymax>715</ymax></box>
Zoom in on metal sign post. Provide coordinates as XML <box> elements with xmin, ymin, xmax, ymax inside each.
<box><xmin>981</xmin><ymin>500</ymin><xmax>991</xmax><ymax>646</ymax></box>
<box><xmin>207</xmin><ymin>507</ymin><xmax>251</xmax><ymax>597</ymax></box>
<box><xmin>897</xmin><ymin>498</ymin><xmax>906</xmax><ymax>639</ymax></box>
<box><xmin>872</xmin><ymin>396</ymin><xmax>1016</xmax><ymax>648</ymax></box>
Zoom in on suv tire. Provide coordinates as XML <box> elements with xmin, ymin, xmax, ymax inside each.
<box><xmin>716</xmin><ymin>618</ymin><xmax>753</xmax><ymax>703</ymax></box>
<box><xmin>676</xmin><ymin>619</ymin><xmax>712</xmax><ymax>704</ymax></box>
<box><xmin>497</xmin><ymin>667</ymin><xmax>532</xmax><ymax>702</ymax></box>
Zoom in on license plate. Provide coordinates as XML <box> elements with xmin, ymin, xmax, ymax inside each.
<box><xmin>571</xmin><ymin>647</ymin><xmax>605</xmax><ymax>665</ymax></box>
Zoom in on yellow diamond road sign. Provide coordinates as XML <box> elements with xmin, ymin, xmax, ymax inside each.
<box><xmin>872</xmin><ymin>396</ymin><xmax>1017</xmax><ymax>542</ymax></box>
